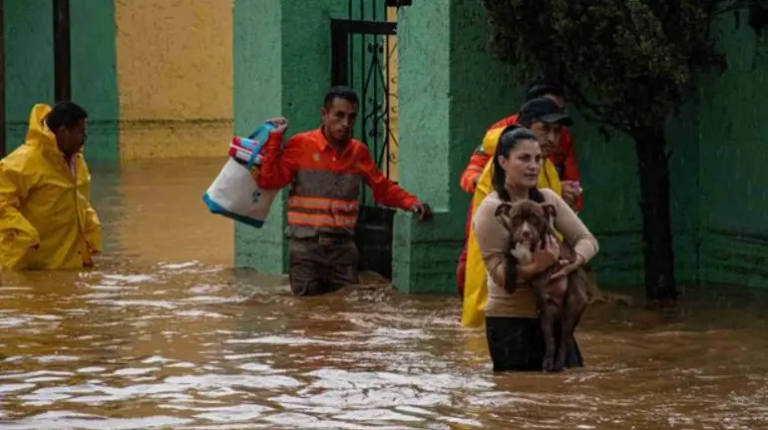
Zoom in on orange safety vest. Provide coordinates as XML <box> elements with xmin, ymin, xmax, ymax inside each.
<box><xmin>257</xmin><ymin>128</ymin><xmax>419</xmax><ymax>238</ymax></box>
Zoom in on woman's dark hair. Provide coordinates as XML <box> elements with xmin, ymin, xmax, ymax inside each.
<box><xmin>491</xmin><ymin>124</ymin><xmax>545</xmax><ymax>203</ymax></box>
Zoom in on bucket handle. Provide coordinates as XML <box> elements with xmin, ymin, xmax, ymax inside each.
<box><xmin>245</xmin><ymin>122</ymin><xmax>276</xmax><ymax>169</ymax></box>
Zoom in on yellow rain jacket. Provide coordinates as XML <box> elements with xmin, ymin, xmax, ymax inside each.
<box><xmin>0</xmin><ymin>104</ymin><xmax>102</xmax><ymax>271</ymax></box>
<box><xmin>461</xmin><ymin>126</ymin><xmax>562</xmax><ymax>328</ymax></box>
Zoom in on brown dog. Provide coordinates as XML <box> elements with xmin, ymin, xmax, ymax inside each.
<box><xmin>495</xmin><ymin>200</ymin><xmax>588</xmax><ymax>372</ymax></box>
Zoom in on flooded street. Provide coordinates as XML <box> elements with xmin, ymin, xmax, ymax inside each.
<box><xmin>1</xmin><ymin>159</ymin><xmax>768</xmax><ymax>429</ymax></box>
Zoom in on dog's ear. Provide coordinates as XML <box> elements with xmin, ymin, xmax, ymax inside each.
<box><xmin>541</xmin><ymin>203</ymin><xmax>557</xmax><ymax>227</ymax></box>
<box><xmin>536</xmin><ymin>203</ymin><xmax>555</xmax><ymax>233</ymax></box>
<box><xmin>495</xmin><ymin>202</ymin><xmax>514</xmax><ymax>226</ymax></box>
<box><xmin>541</xmin><ymin>203</ymin><xmax>557</xmax><ymax>220</ymax></box>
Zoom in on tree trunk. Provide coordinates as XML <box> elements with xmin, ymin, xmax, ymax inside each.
<box><xmin>632</xmin><ymin>126</ymin><xmax>678</xmax><ymax>302</ymax></box>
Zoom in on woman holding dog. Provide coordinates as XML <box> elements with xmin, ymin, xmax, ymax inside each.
<box><xmin>473</xmin><ymin>121</ymin><xmax>599</xmax><ymax>372</ymax></box>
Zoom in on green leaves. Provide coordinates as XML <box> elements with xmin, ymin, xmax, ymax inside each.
<box><xmin>480</xmin><ymin>0</ymin><xmax>732</xmax><ymax>133</ymax></box>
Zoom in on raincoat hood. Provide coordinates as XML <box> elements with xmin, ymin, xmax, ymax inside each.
<box><xmin>24</xmin><ymin>104</ymin><xmax>62</xmax><ymax>155</ymax></box>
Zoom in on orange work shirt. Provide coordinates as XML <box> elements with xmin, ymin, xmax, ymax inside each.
<box><xmin>257</xmin><ymin>128</ymin><xmax>419</xmax><ymax>238</ymax></box>
<box><xmin>458</xmin><ymin>113</ymin><xmax>583</xmax><ymax>211</ymax></box>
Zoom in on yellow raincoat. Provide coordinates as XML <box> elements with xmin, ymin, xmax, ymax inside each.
<box><xmin>461</xmin><ymin>126</ymin><xmax>562</xmax><ymax>328</ymax></box>
<box><xmin>0</xmin><ymin>104</ymin><xmax>102</xmax><ymax>271</ymax></box>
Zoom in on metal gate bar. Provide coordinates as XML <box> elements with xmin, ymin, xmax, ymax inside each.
<box><xmin>330</xmin><ymin>2</ymin><xmax>400</xmax><ymax>279</ymax></box>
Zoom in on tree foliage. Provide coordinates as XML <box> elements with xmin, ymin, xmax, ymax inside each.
<box><xmin>480</xmin><ymin>0</ymin><xmax>765</xmax><ymax>134</ymax></box>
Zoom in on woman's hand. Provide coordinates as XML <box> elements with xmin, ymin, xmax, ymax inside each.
<box><xmin>560</xmin><ymin>180</ymin><xmax>579</xmax><ymax>209</ymax></box>
<box><xmin>532</xmin><ymin>235</ymin><xmax>561</xmax><ymax>268</ymax></box>
<box><xmin>551</xmin><ymin>253</ymin><xmax>585</xmax><ymax>280</ymax></box>
<box><xmin>543</xmin><ymin>235</ymin><xmax>561</xmax><ymax>260</ymax></box>
<box><xmin>515</xmin><ymin>236</ymin><xmax>560</xmax><ymax>280</ymax></box>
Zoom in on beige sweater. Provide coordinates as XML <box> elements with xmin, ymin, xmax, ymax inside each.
<box><xmin>473</xmin><ymin>189</ymin><xmax>599</xmax><ymax>317</ymax></box>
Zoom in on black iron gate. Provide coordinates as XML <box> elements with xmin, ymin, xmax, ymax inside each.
<box><xmin>330</xmin><ymin>0</ymin><xmax>400</xmax><ymax>279</ymax></box>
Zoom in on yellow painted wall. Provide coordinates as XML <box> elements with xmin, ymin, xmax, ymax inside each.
<box><xmin>115</xmin><ymin>0</ymin><xmax>233</xmax><ymax>160</ymax></box>
<box><xmin>385</xmin><ymin>7</ymin><xmax>399</xmax><ymax>182</ymax></box>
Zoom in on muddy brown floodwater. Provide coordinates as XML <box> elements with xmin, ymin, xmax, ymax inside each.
<box><xmin>1</xmin><ymin>158</ymin><xmax>768</xmax><ymax>429</ymax></box>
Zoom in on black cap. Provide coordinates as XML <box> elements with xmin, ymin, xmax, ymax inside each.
<box><xmin>518</xmin><ymin>97</ymin><xmax>573</xmax><ymax>127</ymax></box>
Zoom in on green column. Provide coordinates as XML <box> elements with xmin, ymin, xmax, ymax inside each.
<box><xmin>3</xmin><ymin>0</ymin><xmax>118</xmax><ymax>163</ymax></box>
<box><xmin>393</xmin><ymin>0</ymin><xmax>519</xmax><ymax>294</ymax></box>
<box><xmin>232</xmin><ymin>0</ymin><xmax>347</xmax><ymax>274</ymax></box>
<box><xmin>4</xmin><ymin>0</ymin><xmax>53</xmax><ymax>152</ymax></box>
<box><xmin>70</xmin><ymin>0</ymin><xmax>119</xmax><ymax>164</ymax></box>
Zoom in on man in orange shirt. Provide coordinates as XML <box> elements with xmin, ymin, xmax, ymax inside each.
<box><xmin>456</xmin><ymin>81</ymin><xmax>584</xmax><ymax>300</ymax></box>
<box><xmin>459</xmin><ymin>81</ymin><xmax>582</xmax><ymax>208</ymax></box>
<box><xmin>257</xmin><ymin>86</ymin><xmax>432</xmax><ymax>296</ymax></box>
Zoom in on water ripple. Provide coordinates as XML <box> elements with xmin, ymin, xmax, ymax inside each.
<box><xmin>1</xmin><ymin>261</ymin><xmax>768</xmax><ymax>429</ymax></box>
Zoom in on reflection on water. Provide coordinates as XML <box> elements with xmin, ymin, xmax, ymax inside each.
<box><xmin>1</xmin><ymin>158</ymin><xmax>768</xmax><ymax>429</ymax></box>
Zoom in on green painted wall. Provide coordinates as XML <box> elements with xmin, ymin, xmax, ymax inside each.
<box><xmin>393</xmin><ymin>0</ymin><xmax>519</xmax><ymax>294</ymax></box>
<box><xmin>667</xmin><ymin>97</ymin><xmax>701</xmax><ymax>287</ymax></box>
<box><xmin>3</xmin><ymin>0</ymin><xmax>118</xmax><ymax>163</ymax></box>
<box><xmin>567</xmin><ymin>112</ymin><xmax>641</xmax><ymax>286</ymax></box>
<box><xmin>574</xmin><ymin>98</ymin><xmax>702</xmax><ymax>288</ymax></box>
<box><xmin>4</xmin><ymin>0</ymin><xmax>54</xmax><ymax>152</ymax></box>
<box><xmin>232</xmin><ymin>0</ymin><xmax>348</xmax><ymax>274</ymax></box>
<box><xmin>697</xmin><ymin>11</ymin><xmax>768</xmax><ymax>288</ymax></box>
<box><xmin>71</xmin><ymin>0</ymin><xmax>119</xmax><ymax>164</ymax></box>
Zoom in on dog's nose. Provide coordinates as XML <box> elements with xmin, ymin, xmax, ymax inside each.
<box><xmin>522</xmin><ymin>231</ymin><xmax>531</xmax><ymax>240</ymax></box>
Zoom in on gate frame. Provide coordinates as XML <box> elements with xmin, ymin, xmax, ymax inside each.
<box><xmin>330</xmin><ymin>19</ymin><xmax>396</xmax><ymax>88</ymax></box>
<box><xmin>329</xmin><ymin>15</ymin><xmax>398</xmax><ymax>280</ymax></box>
<box><xmin>329</xmin><ymin>18</ymin><xmax>397</xmax><ymax>180</ymax></box>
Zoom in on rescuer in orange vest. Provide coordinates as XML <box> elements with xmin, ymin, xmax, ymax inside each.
<box><xmin>256</xmin><ymin>86</ymin><xmax>432</xmax><ymax>296</ymax></box>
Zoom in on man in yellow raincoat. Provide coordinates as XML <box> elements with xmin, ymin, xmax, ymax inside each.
<box><xmin>461</xmin><ymin>97</ymin><xmax>573</xmax><ymax>327</ymax></box>
<box><xmin>0</xmin><ymin>102</ymin><xmax>102</xmax><ymax>271</ymax></box>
